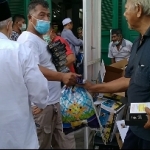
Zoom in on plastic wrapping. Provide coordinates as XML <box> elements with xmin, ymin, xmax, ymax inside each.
<box><xmin>60</xmin><ymin>86</ymin><xmax>103</xmax><ymax>135</ymax></box>
<box><xmin>47</xmin><ymin>40</ymin><xmax>70</xmax><ymax>73</ymax></box>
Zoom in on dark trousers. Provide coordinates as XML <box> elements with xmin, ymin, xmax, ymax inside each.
<box><xmin>122</xmin><ymin>129</ymin><xmax>150</xmax><ymax>149</ymax></box>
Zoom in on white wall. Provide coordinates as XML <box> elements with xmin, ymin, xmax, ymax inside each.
<box><xmin>83</xmin><ymin>0</ymin><xmax>101</xmax><ymax>82</ymax></box>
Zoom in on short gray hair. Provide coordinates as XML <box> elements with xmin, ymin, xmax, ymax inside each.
<box><xmin>130</xmin><ymin>0</ymin><xmax>150</xmax><ymax>15</ymax></box>
<box><xmin>0</xmin><ymin>18</ymin><xmax>12</xmax><ymax>30</ymax></box>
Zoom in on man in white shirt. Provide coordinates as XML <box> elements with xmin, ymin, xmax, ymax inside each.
<box><xmin>0</xmin><ymin>0</ymin><xmax>49</xmax><ymax>148</ymax></box>
<box><xmin>108</xmin><ymin>29</ymin><xmax>133</xmax><ymax>64</ymax></box>
<box><xmin>17</xmin><ymin>0</ymin><xmax>77</xmax><ymax>149</ymax></box>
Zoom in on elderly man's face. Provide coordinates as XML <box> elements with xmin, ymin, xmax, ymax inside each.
<box><xmin>124</xmin><ymin>0</ymin><xmax>142</xmax><ymax>30</ymax></box>
<box><xmin>124</xmin><ymin>0</ymin><xmax>137</xmax><ymax>29</ymax></box>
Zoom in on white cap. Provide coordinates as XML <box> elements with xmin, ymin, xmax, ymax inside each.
<box><xmin>62</xmin><ymin>18</ymin><xmax>72</xmax><ymax>26</ymax></box>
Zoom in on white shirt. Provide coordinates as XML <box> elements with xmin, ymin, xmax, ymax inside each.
<box><xmin>17</xmin><ymin>31</ymin><xmax>61</xmax><ymax>105</ymax></box>
<box><xmin>0</xmin><ymin>32</ymin><xmax>49</xmax><ymax>149</ymax></box>
<box><xmin>108</xmin><ymin>39</ymin><xmax>133</xmax><ymax>62</ymax></box>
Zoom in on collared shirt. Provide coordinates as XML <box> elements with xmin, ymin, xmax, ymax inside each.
<box><xmin>10</xmin><ymin>30</ymin><xmax>20</xmax><ymax>41</ymax></box>
<box><xmin>17</xmin><ymin>31</ymin><xmax>61</xmax><ymax>105</ymax></box>
<box><xmin>61</xmin><ymin>29</ymin><xmax>83</xmax><ymax>56</ymax></box>
<box><xmin>53</xmin><ymin>36</ymin><xmax>75</xmax><ymax>73</ymax></box>
<box><xmin>125</xmin><ymin>27</ymin><xmax>150</xmax><ymax>141</ymax></box>
<box><xmin>0</xmin><ymin>32</ymin><xmax>49</xmax><ymax>148</ymax></box>
<box><xmin>108</xmin><ymin>39</ymin><xmax>133</xmax><ymax>62</ymax></box>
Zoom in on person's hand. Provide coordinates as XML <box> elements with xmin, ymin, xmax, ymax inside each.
<box><xmin>144</xmin><ymin>107</ymin><xmax>150</xmax><ymax>129</ymax></box>
<box><xmin>77</xmin><ymin>80</ymin><xmax>94</xmax><ymax>92</ymax></box>
<box><xmin>61</xmin><ymin>72</ymin><xmax>80</xmax><ymax>86</ymax></box>
<box><xmin>32</xmin><ymin>106</ymin><xmax>43</xmax><ymax>115</ymax></box>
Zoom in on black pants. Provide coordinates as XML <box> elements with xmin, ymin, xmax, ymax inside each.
<box><xmin>122</xmin><ymin>129</ymin><xmax>150</xmax><ymax>149</ymax></box>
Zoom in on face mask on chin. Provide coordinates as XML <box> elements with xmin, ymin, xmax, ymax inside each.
<box><xmin>31</xmin><ymin>16</ymin><xmax>50</xmax><ymax>35</ymax></box>
<box><xmin>20</xmin><ymin>24</ymin><xmax>26</xmax><ymax>31</ymax></box>
<box><xmin>113</xmin><ymin>40</ymin><xmax>120</xmax><ymax>46</ymax></box>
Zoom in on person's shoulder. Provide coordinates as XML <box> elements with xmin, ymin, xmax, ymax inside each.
<box><xmin>124</xmin><ymin>39</ymin><xmax>133</xmax><ymax>45</ymax></box>
<box><xmin>19</xmin><ymin>31</ymin><xmax>31</xmax><ymax>38</ymax></box>
<box><xmin>2</xmin><ymin>39</ymin><xmax>31</xmax><ymax>57</ymax></box>
<box><xmin>2</xmin><ymin>39</ymin><xmax>20</xmax><ymax>50</ymax></box>
<box><xmin>64</xmin><ymin>29</ymin><xmax>72</xmax><ymax>33</ymax></box>
<box><xmin>18</xmin><ymin>31</ymin><xmax>47</xmax><ymax>50</ymax></box>
<box><xmin>109</xmin><ymin>41</ymin><xmax>113</xmax><ymax>47</ymax></box>
<box><xmin>17</xmin><ymin>42</ymin><xmax>33</xmax><ymax>60</ymax></box>
<box><xmin>57</xmin><ymin>36</ymin><xmax>66</xmax><ymax>42</ymax></box>
<box><xmin>61</xmin><ymin>29</ymin><xmax>70</xmax><ymax>35</ymax></box>
<box><xmin>18</xmin><ymin>31</ymin><xmax>42</xmax><ymax>43</ymax></box>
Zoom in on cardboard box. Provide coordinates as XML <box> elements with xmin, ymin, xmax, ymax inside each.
<box><xmin>99</xmin><ymin>97</ymin><xmax>125</xmax><ymax>143</ymax></box>
<box><xmin>115</xmin><ymin>120</ymin><xmax>129</xmax><ymax>149</ymax></box>
<box><xmin>116</xmin><ymin>133</ymin><xmax>123</xmax><ymax>149</ymax></box>
<box><xmin>104</xmin><ymin>59</ymin><xmax>128</xmax><ymax>82</ymax></box>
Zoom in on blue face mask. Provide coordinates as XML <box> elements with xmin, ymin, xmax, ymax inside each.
<box><xmin>32</xmin><ymin>16</ymin><xmax>50</xmax><ymax>34</ymax></box>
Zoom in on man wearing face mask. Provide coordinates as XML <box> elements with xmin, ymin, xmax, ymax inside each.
<box><xmin>10</xmin><ymin>14</ymin><xmax>26</xmax><ymax>41</ymax></box>
<box><xmin>43</xmin><ymin>26</ymin><xmax>76</xmax><ymax>73</ymax></box>
<box><xmin>17</xmin><ymin>0</ymin><xmax>78</xmax><ymax>149</ymax></box>
<box><xmin>108</xmin><ymin>29</ymin><xmax>132</xmax><ymax>64</ymax></box>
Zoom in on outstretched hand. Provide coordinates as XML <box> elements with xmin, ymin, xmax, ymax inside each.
<box><xmin>77</xmin><ymin>80</ymin><xmax>95</xmax><ymax>92</ymax></box>
<box><xmin>61</xmin><ymin>72</ymin><xmax>81</xmax><ymax>86</ymax></box>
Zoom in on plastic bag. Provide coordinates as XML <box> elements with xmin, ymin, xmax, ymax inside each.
<box><xmin>60</xmin><ymin>86</ymin><xmax>102</xmax><ymax>135</ymax></box>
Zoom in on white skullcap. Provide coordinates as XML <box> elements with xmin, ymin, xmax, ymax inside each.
<box><xmin>62</xmin><ymin>18</ymin><xmax>72</xmax><ymax>26</ymax></box>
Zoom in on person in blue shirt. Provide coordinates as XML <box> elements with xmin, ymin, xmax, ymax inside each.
<box><xmin>61</xmin><ymin>18</ymin><xmax>83</xmax><ymax>56</ymax></box>
<box><xmin>83</xmin><ymin>0</ymin><xmax>150</xmax><ymax>149</ymax></box>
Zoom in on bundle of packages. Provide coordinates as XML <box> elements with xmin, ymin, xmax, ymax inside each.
<box><xmin>60</xmin><ymin>86</ymin><xmax>104</xmax><ymax>136</ymax></box>
<box><xmin>98</xmin><ymin>97</ymin><xmax>125</xmax><ymax>143</ymax></box>
<box><xmin>47</xmin><ymin>39</ymin><xmax>70</xmax><ymax>73</ymax></box>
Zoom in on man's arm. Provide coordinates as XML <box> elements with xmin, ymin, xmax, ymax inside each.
<box><xmin>84</xmin><ymin>77</ymin><xmax>130</xmax><ymax>93</ymax></box>
<box><xmin>38</xmin><ymin>65</ymin><xmax>78</xmax><ymax>86</ymax></box>
<box><xmin>67</xmin><ymin>30</ymin><xmax>83</xmax><ymax>46</ymax></box>
<box><xmin>22</xmin><ymin>40</ymin><xmax>78</xmax><ymax>86</ymax></box>
<box><xmin>66</xmin><ymin>54</ymin><xmax>76</xmax><ymax>67</ymax></box>
<box><xmin>23</xmin><ymin>48</ymin><xmax>49</xmax><ymax>109</ymax></box>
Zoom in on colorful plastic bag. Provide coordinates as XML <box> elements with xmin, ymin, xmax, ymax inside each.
<box><xmin>60</xmin><ymin>86</ymin><xmax>101</xmax><ymax>135</ymax></box>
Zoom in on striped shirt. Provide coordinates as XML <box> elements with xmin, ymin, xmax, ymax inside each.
<box><xmin>108</xmin><ymin>39</ymin><xmax>133</xmax><ymax>62</ymax></box>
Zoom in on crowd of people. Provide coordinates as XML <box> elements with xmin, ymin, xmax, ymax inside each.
<box><xmin>0</xmin><ymin>0</ymin><xmax>150</xmax><ymax>149</ymax></box>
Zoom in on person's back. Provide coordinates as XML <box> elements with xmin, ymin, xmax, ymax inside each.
<box><xmin>0</xmin><ymin>34</ymin><xmax>49</xmax><ymax>149</ymax></box>
<box><xmin>0</xmin><ymin>1</ymin><xmax>49</xmax><ymax>148</ymax></box>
